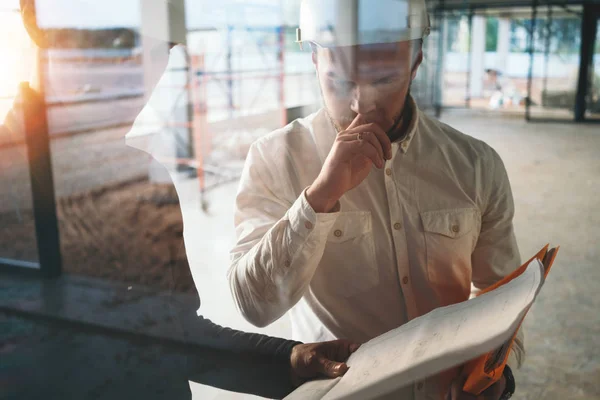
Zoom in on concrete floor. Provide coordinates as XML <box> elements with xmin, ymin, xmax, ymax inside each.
<box><xmin>440</xmin><ymin>111</ymin><xmax>600</xmax><ymax>400</ymax></box>
<box><xmin>0</xmin><ymin>312</ymin><xmax>192</xmax><ymax>400</ymax></box>
<box><xmin>0</xmin><ymin>310</ymin><xmax>288</xmax><ymax>400</ymax></box>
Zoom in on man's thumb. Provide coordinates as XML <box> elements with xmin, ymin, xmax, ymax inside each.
<box><xmin>317</xmin><ymin>356</ymin><xmax>349</xmax><ymax>378</ymax></box>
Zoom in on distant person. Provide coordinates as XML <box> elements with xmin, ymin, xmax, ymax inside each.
<box><xmin>486</xmin><ymin>69</ymin><xmax>505</xmax><ymax>109</ymax></box>
<box><xmin>229</xmin><ymin>0</ymin><xmax>522</xmax><ymax>399</ymax></box>
<box><xmin>8</xmin><ymin>1</ymin><xmax>360</xmax><ymax>399</ymax></box>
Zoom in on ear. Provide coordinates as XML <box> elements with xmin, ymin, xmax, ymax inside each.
<box><xmin>410</xmin><ymin>49</ymin><xmax>423</xmax><ymax>81</ymax></box>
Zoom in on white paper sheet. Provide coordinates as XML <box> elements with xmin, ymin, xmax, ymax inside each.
<box><xmin>285</xmin><ymin>259</ymin><xmax>544</xmax><ymax>400</ymax></box>
<box><xmin>283</xmin><ymin>378</ymin><xmax>341</xmax><ymax>400</ymax></box>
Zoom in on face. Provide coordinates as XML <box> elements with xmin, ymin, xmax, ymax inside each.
<box><xmin>313</xmin><ymin>41</ymin><xmax>422</xmax><ymax>133</ymax></box>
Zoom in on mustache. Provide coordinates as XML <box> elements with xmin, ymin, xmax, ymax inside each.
<box><xmin>338</xmin><ymin>113</ymin><xmax>400</xmax><ymax>129</ymax></box>
<box><xmin>338</xmin><ymin>114</ymin><xmax>387</xmax><ymax>125</ymax></box>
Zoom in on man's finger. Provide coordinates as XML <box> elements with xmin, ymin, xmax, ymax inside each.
<box><xmin>316</xmin><ymin>355</ymin><xmax>349</xmax><ymax>378</ymax></box>
<box><xmin>363</xmin><ymin>123</ymin><xmax>393</xmax><ymax>160</ymax></box>
<box><xmin>347</xmin><ymin>113</ymin><xmax>368</xmax><ymax>131</ymax></box>
<box><xmin>447</xmin><ymin>378</ymin><xmax>461</xmax><ymax>400</ymax></box>
<box><xmin>341</xmin><ymin>140</ymin><xmax>383</xmax><ymax>169</ymax></box>
<box><xmin>345</xmin><ymin>112</ymin><xmax>393</xmax><ymax>160</ymax></box>
<box><xmin>447</xmin><ymin>378</ymin><xmax>478</xmax><ymax>400</ymax></box>
<box><xmin>342</xmin><ymin>123</ymin><xmax>392</xmax><ymax>160</ymax></box>
<box><xmin>339</xmin><ymin>130</ymin><xmax>385</xmax><ymax>163</ymax></box>
<box><xmin>328</xmin><ymin>339</ymin><xmax>360</xmax><ymax>362</ymax></box>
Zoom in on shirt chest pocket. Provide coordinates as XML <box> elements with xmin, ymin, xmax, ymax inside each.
<box><xmin>315</xmin><ymin>211</ymin><xmax>379</xmax><ymax>298</ymax></box>
<box><xmin>420</xmin><ymin>208</ymin><xmax>481</xmax><ymax>298</ymax></box>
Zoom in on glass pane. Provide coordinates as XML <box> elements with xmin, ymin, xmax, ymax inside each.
<box><xmin>441</xmin><ymin>7</ymin><xmax>583</xmax><ymax>119</ymax></box>
<box><xmin>32</xmin><ymin>9</ymin><xmax>195</xmax><ymax>291</ymax></box>
<box><xmin>585</xmin><ymin>18</ymin><xmax>600</xmax><ymax>119</ymax></box>
<box><xmin>442</xmin><ymin>15</ymin><xmax>470</xmax><ymax>106</ymax></box>
<box><xmin>31</xmin><ymin>0</ymin><xmax>318</xmax><ymax>313</ymax></box>
<box><xmin>467</xmin><ymin>13</ymin><xmax>541</xmax><ymax>115</ymax></box>
<box><xmin>475</xmin><ymin>14</ymin><xmax>530</xmax><ymax>114</ymax></box>
<box><xmin>529</xmin><ymin>7</ymin><xmax>582</xmax><ymax>120</ymax></box>
<box><xmin>46</xmin><ymin>55</ymin><xmax>196</xmax><ymax>291</ymax></box>
<box><xmin>0</xmin><ymin>9</ymin><xmax>40</xmax><ymax>267</ymax></box>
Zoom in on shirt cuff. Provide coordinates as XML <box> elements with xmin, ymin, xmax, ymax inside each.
<box><xmin>287</xmin><ymin>188</ymin><xmax>340</xmax><ymax>240</ymax></box>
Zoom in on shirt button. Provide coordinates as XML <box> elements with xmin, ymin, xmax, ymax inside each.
<box><xmin>284</xmin><ymin>259</ymin><xmax>291</xmax><ymax>268</ymax></box>
<box><xmin>417</xmin><ymin>382</ymin><xmax>424</xmax><ymax>390</ymax></box>
<box><xmin>334</xmin><ymin>229</ymin><xmax>343</xmax><ymax>238</ymax></box>
<box><xmin>402</xmin><ymin>276</ymin><xmax>409</xmax><ymax>285</ymax></box>
<box><xmin>305</xmin><ymin>221</ymin><xmax>313</xmax><ymax>230</ymax></box>
<box><xmin>385</xmin><ymin>168</ymin><xmax>392</xmax><ymax>176</ymax></box>
<box><xmin>394</xmin><ymin>222</ymin><xmax>402</xmax><ymax>230</ymax></box>
<box><xmin>452</xmin><ymin>224</ymin><xmax>460</xmax><ymax>233</ymax></box>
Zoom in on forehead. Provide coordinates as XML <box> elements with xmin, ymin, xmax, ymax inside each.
<box><xmin>318</xmin><ymin>41</ymin><xmax>413</xmax><ymax>78</ymax></box>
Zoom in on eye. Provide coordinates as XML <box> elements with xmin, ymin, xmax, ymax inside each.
<box><xmin>374</xmin><ymin>77</ymin><xmax>395</xmax><ymax>86</ymax></box>
<box><xmin>331</xmin><ymin>79</ymin><xmax>354</xmax><ymax>92</ymax></box>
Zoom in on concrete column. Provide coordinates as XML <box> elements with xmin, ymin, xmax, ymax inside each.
<box><xmin>140</xmin><ymin>0</ymin><xmax>186</xmax><ymax>100</ymax></box>
<box><xmin>496</xmin><ymin>18</ymin><xmax>511</xmax><ymax>75</ymax></box>
<box><xmin>139</xmin><ymin>0</ymin><xmax>190</xmax><ymax>183</ymax></box>
<box><xmin>469</xmin><ymin>15</ymin><xmax>486</xmax><ymax>98</ymax></box>
<box><xmin>436</xmin><ymin>16</ymin><xmax>449</xmax><ymax>107</ymax></box>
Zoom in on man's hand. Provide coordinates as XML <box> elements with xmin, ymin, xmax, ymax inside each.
<box><xmin>290</xmin><ymin>339</ymin><xmax>361</xmax><ymax>387</ymax></box>
<box><xmin>447</xmin><ymin>375</ymin><xmax>507</xmax><ymax>400</ymax></box>
<box><xmin>306</xmin><ymin>114</ymin><xmax>393</xmax><ymax>213</ymax></box>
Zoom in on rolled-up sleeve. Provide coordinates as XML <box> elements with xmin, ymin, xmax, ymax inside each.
<box><xmin>471</xmin><ymin>148</ymin><xmax>525</xmax><ymax>368</ymax></box>
<box><xmin>228</xmin><ymin>141</ymin><xmax>339</xmax><ymax>328</ymax></box>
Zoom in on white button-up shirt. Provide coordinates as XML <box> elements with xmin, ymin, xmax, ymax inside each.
<box><xmin>229</xmin><ymin>98</ymin><xmax>524</xmax><ymax>399</ymax></box>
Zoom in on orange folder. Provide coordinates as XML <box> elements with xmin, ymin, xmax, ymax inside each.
<box><xmin>462</xmin><ymin>244</ymin><xmax>560</xmax><ymax>395</ymax></box>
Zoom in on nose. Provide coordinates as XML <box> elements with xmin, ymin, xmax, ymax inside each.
<box><xmin>350</xmin><ymin>85</ymin><xmax>377</xmax><ymax>115</ymax></box>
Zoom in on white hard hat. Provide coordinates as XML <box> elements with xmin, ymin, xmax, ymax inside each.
<box><xmin>297</xmin><ymin>0</ymin><xmax>431</xmax><ymax>49</ymax></box>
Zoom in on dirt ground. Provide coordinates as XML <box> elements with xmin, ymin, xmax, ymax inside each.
<box><xmin>0</xmin><ymin>99</ymin><xmax>286</xmax><ymax>294</ymax></box>
<box><xmin>0</xmin><ymin>178</ymin><xmax>195</xmax><ymax>293</ymax></box>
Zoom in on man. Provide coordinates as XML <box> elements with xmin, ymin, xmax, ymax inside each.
<box><xmin>229</xmin><ymin>0</ymin><xmax>523</xmax><ymax>399</ymax></box>
<box><xmin>10</xmin><ymin>1</ymin><xmax>360</xmax><ymax>398</ymax></box>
